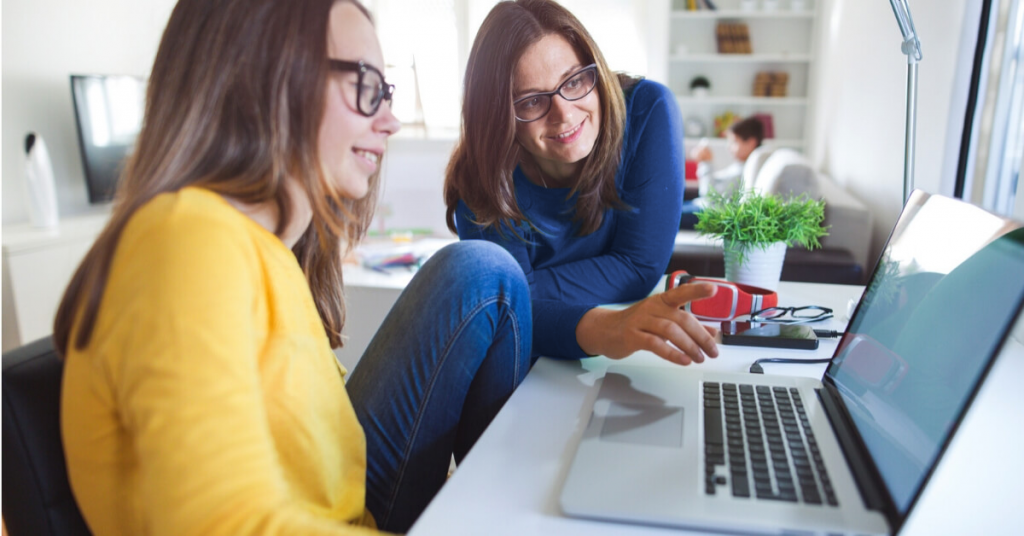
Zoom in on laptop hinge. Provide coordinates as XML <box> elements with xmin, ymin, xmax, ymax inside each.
<box><xmin>816</xmin><ymin>383</ymin><xmax>896</xmax><ymax>524</ymax></box>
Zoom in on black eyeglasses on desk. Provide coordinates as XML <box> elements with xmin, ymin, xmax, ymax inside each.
<box><xmin>749</xmin><ymin>306</ymin><xmax>834</xmax><ymax>324</ymax></box>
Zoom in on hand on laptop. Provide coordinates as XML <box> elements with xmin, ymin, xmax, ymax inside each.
<box><xmin>575</xmin><ymin>282</ymin><xmax>720</xmax><ymax>366</ymax></box>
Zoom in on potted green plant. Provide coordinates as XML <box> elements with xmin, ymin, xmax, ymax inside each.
<box><xmin>695</xmin><ymin>189</ymin><xmax>828</xmax><ymax>290</ymax></box>
<box><xmin>689</xmin><ymin>76</ymin><xmax>710</xmax><ymax>98</ymax></box>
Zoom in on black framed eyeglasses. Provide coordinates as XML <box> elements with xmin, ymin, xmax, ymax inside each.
<box><xmin>329</xmin><ymin>59</ymin><xmax>395</xmax><ymax>117</ymax></box>
<box><xmin>750</xmin><ymin>306</ymin><xmax>834</xmax><ymax>324</ymax></box>
<box><xmin>513</xmin><ymin>64</ymin><xmax>599</xmax><ymax>123</ymax></box>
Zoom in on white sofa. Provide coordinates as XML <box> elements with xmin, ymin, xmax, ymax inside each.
<box><xmin>743</xmin><ymin>147</ymin><xmax>874</xmax><ymax>272</ymax></box>
<box><xmin>676</xmin><ymin>147</ymin><xmax>874</xmax><ymax>283</ymax></box>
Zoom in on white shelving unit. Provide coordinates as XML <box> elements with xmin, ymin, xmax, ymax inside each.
<box><xmin>666</xmin><ymin>0</ymin><xmax>819</xmax><ymax>159</ymax></box>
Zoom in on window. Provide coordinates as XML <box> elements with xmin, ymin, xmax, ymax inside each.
<box><xmin>958</xmin><ymin>0</ymin><xmax>1023</xmax><ymax>216</ymax></box>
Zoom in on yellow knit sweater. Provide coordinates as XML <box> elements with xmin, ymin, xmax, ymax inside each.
<box><xmin>62</xmin><ymin>187</ymin><xmax>383</xmax><ymax>535</ymax></box>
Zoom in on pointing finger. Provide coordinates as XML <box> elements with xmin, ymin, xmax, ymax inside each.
<box><xmin>660</xmin><ymin>282</ymin><xmax>717</xmax><ymax>309</ymax></box>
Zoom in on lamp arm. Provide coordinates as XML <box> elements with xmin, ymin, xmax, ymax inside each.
<box><xmin>889</xmin><ymin>0</ymin><xmax>923</xmax><ymax>203</ymax></box>
<box><xmin>889</xmin><ymin>0</ymin><xmax>923</xmax><ymax>62</ymax></box>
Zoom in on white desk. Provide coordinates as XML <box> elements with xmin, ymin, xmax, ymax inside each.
<box><xmin>409</xmin><ymin>281</ymin><xmax>1024</xmax><ymax>536</ymax></box>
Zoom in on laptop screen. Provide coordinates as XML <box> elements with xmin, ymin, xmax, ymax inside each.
<box><xmin>825</xmin><ymin>192</ymin><xmax>1024</xmax><ymax>516</ymax></box>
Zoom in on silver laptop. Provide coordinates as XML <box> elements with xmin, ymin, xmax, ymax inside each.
<box><xmin>560</xmin><ymin>191</ymin><xmax>1024</xmax><ymax>535</ymax></box>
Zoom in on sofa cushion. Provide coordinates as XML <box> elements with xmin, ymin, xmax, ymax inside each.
<box><xmin>753</xmin><ymin>148</ymin><xmax>821</xmax><ymax>200</ymax></box>
<box><xmin>816</xmin><ymin>174</ymin><xmax>873</xmax><ymax>271</ymax></box>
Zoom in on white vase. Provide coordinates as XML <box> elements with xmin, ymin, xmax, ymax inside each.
<box><xmin>723</xmin><ymin>241</ymin><xmax>787</xmax><ymax>291</ymax></box>
<box><xmin>24</xmin><ymin>133</ymin><xmax>59</xmax><ymax>229</ymax></box>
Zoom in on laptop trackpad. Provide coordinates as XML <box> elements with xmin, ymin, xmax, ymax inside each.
<box><xmin>598</xmin><ymin>402</ymin><xmax>684</xmax><ymax>448</ymax></box>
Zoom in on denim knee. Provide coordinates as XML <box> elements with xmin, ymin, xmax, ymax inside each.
<box><xmin>427</xmin><ymin>240</ymin><xmax>527</xmax><ymax>295</ymax></box>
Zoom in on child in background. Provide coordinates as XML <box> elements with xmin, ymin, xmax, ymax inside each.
<box><xmin>680</xmin><ymin>116</ymin><xmax>765</xmax><ymax>228</ymax></box>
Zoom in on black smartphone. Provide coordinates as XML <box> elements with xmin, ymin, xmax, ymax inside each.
<box><xmin>720</xmin><ymin>321</ymin><xmax>819</xmax><ymax>350</ymax></box>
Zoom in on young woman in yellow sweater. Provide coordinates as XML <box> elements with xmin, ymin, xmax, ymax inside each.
<box><xmin>54</xmin><ymin>1</ymin><xmax>531</xmax><ymax>534</ymax></box>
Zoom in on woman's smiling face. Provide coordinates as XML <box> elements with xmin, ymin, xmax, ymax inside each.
<box><xmin>320</xmin><ymin>1</ymin><xmax>400</xmax><ymax>199</ymax></box>
<box><xmin>513</xmin><ymin>33</ymin><xmax>601</xmax><ymax>184</ymax></box>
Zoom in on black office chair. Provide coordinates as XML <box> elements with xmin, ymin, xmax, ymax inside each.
<box><xmin>2</xmin><ymin>336</ymin><xmax>92</xmax><ymax>536</ymax></box>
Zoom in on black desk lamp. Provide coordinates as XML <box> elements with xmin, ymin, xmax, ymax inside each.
<box><xmin>889</xmin><ymin>0</ymin><xmax>923</xmax><ymax>203</ymax></box>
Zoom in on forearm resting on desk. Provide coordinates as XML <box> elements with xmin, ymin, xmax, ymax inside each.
<box><xmin>575</xmin><ymin>283</ymin><xmax>721</xmax><ymax>366</ymax></box>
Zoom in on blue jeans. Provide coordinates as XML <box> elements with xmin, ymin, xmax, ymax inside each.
<box><xmin>680</xmin><ymin>199</ymin><xmax>702</xmax><ymax>229</ymax></box>
<box><xmin>346</xmin><ymin>240</ymin><xmax>533</xmax><ymax>533</ymax></box>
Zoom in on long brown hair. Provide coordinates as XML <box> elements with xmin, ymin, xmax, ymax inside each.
<box><xmin>443</xmin><ymin>0</ymin><xmax>632</xmax><ymax>237</ymax></box>
<box><xmin>54</xmin><ymin>0</ymin><xmax>377</xmax><ymax>355</ymax></box>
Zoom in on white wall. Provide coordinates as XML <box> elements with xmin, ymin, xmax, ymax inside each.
<box><xmin>2</xmin><ymin>0</ymin><xmax>178</xmax><ymax>224</ymax></box>
<box><xmin>807</xmin><ymin>0</ymin><xmax>974</xmax><ymax>264</ymax></box>
<box><xmin>374</xmin><ymin>137</ymin><xmax>455</xmax><ymax>236</ymax></box>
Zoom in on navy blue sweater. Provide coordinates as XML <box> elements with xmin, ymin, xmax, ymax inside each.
<box><xmin>455</xmin><ymin>79</ymin><xmax>684</xmax><ymax>358</ymax></box>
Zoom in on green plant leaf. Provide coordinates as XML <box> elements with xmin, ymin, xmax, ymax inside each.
<box><xmin>695</xmin><ymin>189</ymin><xmax>829</xmax><ymax>263</ymax></box>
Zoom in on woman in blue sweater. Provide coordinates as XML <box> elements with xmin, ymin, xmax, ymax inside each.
<box><xmin>444</xmin><ymin>0</ymin><xmax>719</xmax><ymax>365</ymax></box>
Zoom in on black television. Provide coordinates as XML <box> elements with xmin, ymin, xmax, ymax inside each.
<box><xmin>70</xmin><ymin>74</ymin><xmax>147</xmax><ymax>204</ymax></box>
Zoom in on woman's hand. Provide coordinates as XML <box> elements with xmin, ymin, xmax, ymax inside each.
<box><xmin>575</xmin><ymin>282</ymin><xmax>720</xmax><ymax>366</ymax></box>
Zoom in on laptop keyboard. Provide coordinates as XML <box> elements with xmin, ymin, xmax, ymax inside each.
<box><xmin>703</xmin><ymin>382</ymin><xmax>839</xmax><ymax>506</ymax></box>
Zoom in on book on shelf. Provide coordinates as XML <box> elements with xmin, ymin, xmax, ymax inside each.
<box><xmin>751</xmin><ymin>113</ymin><xmax>775</xmax><ymax>139</ymax></box>
<box><xmin>716</xmin><ymin>22</ymin><xmax>752</xmax><ymax>54</ymax></box>
<box><xmin>689</xmin><ymin>0</ymin><xmax>717</xmax><ymax>9</ymax></box>
<box><xmin>753</xmin><ymin>71</ymin><xmax>789</xmax><ymax>97</ymax></box>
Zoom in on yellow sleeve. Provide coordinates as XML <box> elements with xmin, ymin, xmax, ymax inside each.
<box><xmin>104</xmin><ymin>209</ymin><xmax>386</xmax><ymax>536</ymax></box>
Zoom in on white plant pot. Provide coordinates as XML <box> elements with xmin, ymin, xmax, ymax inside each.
<box><xmin>723</xmin><ymin>241</ymin><xmax>787</xmax><ymax>291</ymax></box>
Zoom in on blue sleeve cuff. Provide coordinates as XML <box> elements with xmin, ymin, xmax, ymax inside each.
<box><xmin>533</xmin><ymin>299</ymin><xmax>595</xmax><ymax>359</ymax></box>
